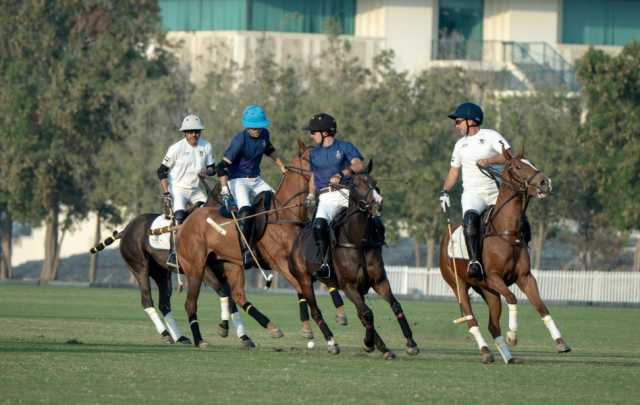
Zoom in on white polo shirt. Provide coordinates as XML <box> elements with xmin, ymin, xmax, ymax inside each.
<box><xmin>162</xmin><ymin>138</ymin><xmax>215</xmax><ymax>189</ymax></box>
<box><xmin>450</xmin><ymin>129</ymin><xmax>511</xmax><ymax>193</ymax></box>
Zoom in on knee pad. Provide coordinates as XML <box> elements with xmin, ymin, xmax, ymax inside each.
<box><xmin>463</xmin><ymin>210</ymin><xmax>481</xmax><ymax>237</ymax></box>
<box><xmin>262</xmin><ymin>191</ymin><xmax>273</xmax><ymax>211</ymax></box>
<box><xmin>174</xmin><ymin>210</ymin><xmax>187</xmax><ymax>225</ymax></box>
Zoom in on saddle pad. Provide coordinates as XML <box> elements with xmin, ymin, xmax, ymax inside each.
<box><xmin>447</xmin><ymin>226</ymin><xmax>469</xmax><ymax>260</ymax></box>
<box><xmin>148</xmin><ymin>215</ymin><xmax>172</xmax><ymax>250</ymax></box>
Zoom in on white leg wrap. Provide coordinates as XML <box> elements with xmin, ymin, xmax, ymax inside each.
<box><xmin>542</xmin><ymin>315</ymin><xmax>562</xmax><ymax>340</ymax></box>
<box><xmin>163</xmin><ymin>312</ymin><xmax>182</xmax><ymax>341</ymax></box>
<box><xmin>220</xmin><ymin>297</ymin><xmax>230</xmax><ymax>321</ymax></box>
<box><xmin>231</xmin><ymin>312</ymin><xmax>246</xmax><ymax>338</ymax></box>
<box><xmin>468</xmin><ymin>326</ymin><xmax>489</xmax><ymax>350</ymax></box>
<box><xmin>327</xmin><ymin>338</ymin><xmax>336</xmax><ymax>347</ymax></box>
<box><xmin>508</xmin><ymin>304</ymin><xmax>518</xmax><ymax>332</ymax></box>
<box><xmin>144</xmin><ymin>307</ymin><xmax>167</xmax><ymax>334</ymax></box>
<box><xmin>494</xmin><ymin>336</ymin><xmax>513</xmax><ymax>364</ymax></box>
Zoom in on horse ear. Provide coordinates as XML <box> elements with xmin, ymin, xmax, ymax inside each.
<box><xmin>366</xmin><ymin>159</ymin><xmax>373</xmax><ymax>174</ymax></box>
<box><xmin>297</xmin><ymin>138</ymin><xmax>306</xmax><ymax>155</ymax></box>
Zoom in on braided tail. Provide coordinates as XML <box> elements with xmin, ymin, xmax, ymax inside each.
<box><xmin>90</xmin><ymin>230</ymin><xmax>121</xmax><ymax>254</ymax></box>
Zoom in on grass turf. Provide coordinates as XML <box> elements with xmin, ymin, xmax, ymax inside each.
<box><xmin>0</xmin><ymin>284</ymin><xmax>638</xmax><ymax>404</ymax></box>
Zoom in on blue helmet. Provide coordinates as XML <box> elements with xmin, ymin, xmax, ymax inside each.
<box><xmin>448</xmin><ymin>102</ymin><xmax>483</xmax><ymax>125</ymax></box>
<box><xmin>242</xmin><ymin>105</ymin><xmax>270</xmax><ymax>129</ymax></box>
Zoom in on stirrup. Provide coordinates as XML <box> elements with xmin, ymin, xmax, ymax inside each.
<box><xmin>167</xmin><ymin>251</ymin><xmax>178</xmax><ymax>269</ymax></box>
<box><xmin>467</xmin><ymin>260</ymin><xmax>484</xmax><ymax>279</ymax></box>
<box><xmin>316</xmin><ymin>262</ymin><xmax>331</xmax><ymax>279</ymax></box>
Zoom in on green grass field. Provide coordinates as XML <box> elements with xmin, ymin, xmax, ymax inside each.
<box><xmin>1</xmin><ymin>285</ymin><xmax>639</xmax><ymax>404</ymax></box>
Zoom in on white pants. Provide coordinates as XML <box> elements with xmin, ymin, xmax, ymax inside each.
<box><xmin>170</xmin><ymin>185</ymin><xmax>207</xmax><ymax>212</ymax></box>
<box><xmin>461</xmin><ymin>189</ymin><xmax>499</xmax><ymax>216</ymax></box>
<box><xmin>229</xmin><ymin>177</ymin><xmax>274</xmax><ymax>209</ymax></box>
<box><xmin>315</xmin><ymin>190</ymin><xmax>349</xmax><ymax>222</ymax></box>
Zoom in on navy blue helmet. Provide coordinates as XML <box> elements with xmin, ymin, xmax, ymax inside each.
<box><xmin>448</xmin><ymin>102</ymin><xmax>483</xmax><ymax>125</ymax></box>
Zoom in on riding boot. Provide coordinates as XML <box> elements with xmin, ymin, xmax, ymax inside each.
<box><xmin>166</xmin><ymin>210</ymin><xmax>186</xmax><ymax>270</ymax></box>
<box><xmin>520</xmin><ymin>214</ymin><xmax>532</xmax><ymax>246</ymax></box>
<box><xmin>237</xmin><ymin>207</ymin><xmax>255</xmax><ymax>269</ymax></box>
<box><xmin>312</xmin><ymin>218</ymin><xmax>331</xmax><ymax>278</ymax></box>
<box><xmin>463</xmin><ymin>211</ymin><xmax>484</xmax><ymax>279</ymax></box>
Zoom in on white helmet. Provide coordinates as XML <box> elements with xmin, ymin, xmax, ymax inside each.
<box><xmin>179</xmin><ymin>114</ymin><xmax>205</xmax><ymax>131</ymax></box>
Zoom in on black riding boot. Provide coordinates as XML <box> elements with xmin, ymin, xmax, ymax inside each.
<box><xmin>237</xmin><ymin>207</ymin><xmax>255</xmax><ymax>269</ymax></box>
<box><xmin>463</xmin><ymin>211</ymin><xmax>484</xmax><ymax>279</ymax></box>
<box><xmin>167</xmin><ymin>210</ymin><xmax>187</xmax><ymax>269</ymax></box>
<box><xmin>312</xmin><ymin>218</ymin><xmax>330</xmax><ymax>278</ymax></box>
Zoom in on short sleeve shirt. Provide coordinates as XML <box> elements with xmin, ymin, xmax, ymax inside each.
<box><xmin>162</xmin><ymin>138</ymin><xmax>215</xmax><ymax>189</ymax></box>
<box><xmin>224</xmin><ymin>129</ymin><xmax>271</xmax><ymax>179</ymax></box>
<box><xmin>451</xmin><ymin>128</ymin><xmax>511</xmax><ymax>192</ymax></box>
<box><xmin>310</xmin><ymin>140</ymin><xmax>364</xmax><ymax>189</ymax></box>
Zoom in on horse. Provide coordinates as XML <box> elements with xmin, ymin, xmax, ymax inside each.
<box><xmin>439</xmin><ymin>147</ymin><xmax>571</xmax><ymax>364</ymax></box>
<box><xmin>90</xmin><ymin>182</ymin><xmax>257</xmax><ymax>347</ymax></box>
<box><xmin>289</xmin><ymin>162</ymin><xmax>419</xmax><ymax>359</ymax></box>
<box><xmin>176</xmin><ymin>140</ymin><xmax>340</xmax><ymax>347</ymax></box>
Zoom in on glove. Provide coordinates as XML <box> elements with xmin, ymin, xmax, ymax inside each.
<box><xmin>304</xmin><ymin>193</ymin><xmax>316</xmax><ymax>209</ymax></box>
<box><xmin>439</xmin><ymin>190</ymin><xmax>450</xmax><ymax>213</ymax></box>
<box><xmin>221</xmin><ymin>187</ymin><xmax>237</xmax><ymax>212</ymax></box>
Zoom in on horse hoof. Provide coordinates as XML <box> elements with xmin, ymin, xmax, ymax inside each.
<box><xmin>336</xmin><ymin>314</ymin><xmax>348</xmax><ymax>326</ymax></box>
<box><xmin>160</xmin><ymin>331</ymin><xmax>174</xmax><ymax>344</ymax></box>
<box><xmin>197</xmin><ymin>341</ymin><xmax>209</xmax><ymax>349</ymax></box>
<box><xmin>176</xmin><ymin>336</ymin><xmax>192</xmax><ymax>345</ymax></box>
<box><xmin>405</xmin><ymin>345</ymin><xmax>420</xmax><ymax>356</ymax></box>
<box><xmin>301</xmin><ymin>329</ymin><xmax>314</xmax><ymax>339</ymax></box>
<box><xmin>383</xmin><ymin>351</ymin><xmax>396</xmax><ymax>361</ymax></box>
<box><xmin>508</xmin><ymin>357</ymin><xmax>525</xmax><ymax>364</ymax></box>
<box><xmin>362</xmin><ymin>342</ymin><xmax>375</xmax><ymax>353</ymax></box>
<box><xmin>269</xmin><ymin>328</ymin><xmax>284</xmax><ymax>338</ymax></box>
<box><xmin>217</xmin><ymin>323</ymin><xmax>229</xmax><ymax>338</ymax></box>
<box><xmin>555</xmin><ymin>339</ymin><xmax>571</xmax><ymax>353</ymax></box>
<box><xmin>328</xmin><ymin>343</ymin><xmax>340</xmax><ymax>355</ymax></box>
<box><xmin>481</xmin><ymin>347</ymin><xmax>495</xmax><ymax>364</ymax></box>
<box><xmin>241</xmin><ymin>338</ymin><xmax>256</xmax><ymax>349</ymax></box>
<box><xmin>506</xmin><ymin>331</ymin><xmax>517</xmax><ymax>347</ymax></box>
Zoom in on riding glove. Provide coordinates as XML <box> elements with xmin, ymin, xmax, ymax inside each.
<box><xmin>221</xmin><ymin>187</ymin><xmax>237</xmax><ymax>212</ymax></box>
<box><xmin>439</xmin><ymin>190</ymin><xmax>450</xmax><ymax>213</ymax></box>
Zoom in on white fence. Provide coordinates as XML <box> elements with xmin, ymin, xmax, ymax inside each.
<box><xmin>384</xmin><ymin>267</ymin><xmax>640</xmax><ymax>305</ymax></box>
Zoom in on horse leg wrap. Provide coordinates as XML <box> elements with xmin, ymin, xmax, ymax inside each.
<box><xmin>144</xmin><ymin>307</ymin><xmax>167</xmax><ymax>335</ymax></box>
<box><xmin>163</xmin><ymin>311</ymin><xmax>182</xmax><ymax>342</ymax></box>
<box><xmin>469</xmin><ymin>326</ymin><xmax>489</xmax><ymax>350</ymax></box>
<box><xmin>220</xmin><ymin>297</ymin><xmax>230</xmax><ymax>321</ymax></box>
<box><xmin>542</xmin><ymin>315</ymin><xmax>562</xmax><ymax>340</ymax></box>
<box><xmin>494</xmin><ymin>336</ymin><xmax>513</xmax><ymax>364</ymax></box>
<box><xmin>188</xmin><ymin>314</ymin><xmax>203</xmax><ymax>345</ymax></box>
<box><xmin>231</xmin><ymin>312</ymin><xmax>246</xmax><ymax>338</ymax></box>
<box><xmin>242</xmin><ymin>302</ymin><xmax>270</xmax><ymax>328</ymax></box>
<box><xmin>329</xmin><ymin>288</ymin><xmax>344</xmax><ymax>307</ymax></box>
<box><xmin>316</xmin><ymin>319</ymin><xmax>334</xmax><ymax>341</ymax></box>
<box><xmin>298</xmin><ymin>294</ymin><xmax>310</xmax><ymax>322</ymax></box>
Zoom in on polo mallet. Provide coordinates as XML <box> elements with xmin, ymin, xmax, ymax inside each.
<box><xmin>443</xmin><ymin>202</ymin><xmax>468</xmax><ymax>325</ymax></box>
<box><xmin>230</xmin><ymin>209</ymin><xmax>273</xmax><ymax>289</ymax></box>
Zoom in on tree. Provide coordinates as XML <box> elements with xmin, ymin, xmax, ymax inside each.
<box><xmin>0</xmin><ymin>1</ymin><xmax>171</xmax><ymax>281</ymax></box>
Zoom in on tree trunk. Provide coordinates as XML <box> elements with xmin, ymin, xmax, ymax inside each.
<box><xmin>532</xmin><ymin>222</ymin><xmax>545</xmax><ymax>270</ymax></box>
<box><xmin>425</xmin><ymin>233</ymin><xmax>435</xmax><ymax>270</ymax></box>
<box><xmin>634</xmin><ymin>239</ymin><xmax>640</xmax><ymax>272</ymax></box>
<box><xmin>89</xmin><ymin>213</ymin><xmax>101</xmax><ymax>283</ymax></box>
<box><xmin>40</xmin><ymin>203</ymin><xmax>60</xmax><ymax>282</ymax></box>
<box><xmin>413</xmin><ymin>238</ymin><xmax>421</xmax><ymax>267</ymax></box>
<box><xmin>0</xmin><ymin>211</ymin><xmax>12</xmax><ymax>279</ymax></box>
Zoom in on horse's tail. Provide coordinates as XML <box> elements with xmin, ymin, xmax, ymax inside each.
<box><xmin>89</xmin><ymin>230</ymin><xmax>121</xmax><ymax>254</ymax></box>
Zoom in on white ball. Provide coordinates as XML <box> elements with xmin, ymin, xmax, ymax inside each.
<box><xmin>307</xmin><ymin>340</ymin><xmax>315</xmax><ymax>349</ymax></box>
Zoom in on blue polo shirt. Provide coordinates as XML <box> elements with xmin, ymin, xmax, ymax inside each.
<box><xmin>224</xmin><ymin>129</ymin><xmax>271</xmax><ymax>179</ymax></box>
<box><xmin>310</xmin><ymin>139</ymin><xmax>363</xmax><ymax>189</ymax></box>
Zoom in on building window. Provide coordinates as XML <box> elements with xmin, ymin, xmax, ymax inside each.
<box><xmin>563</xmin><ymin>0</ymin><xmax>640</xmax><ymax>46</ymax></box>
<box><xmin>435</xmin><ymin>0</ymin><xmax>484</xmax><ymax>60</ymax></box>
<box><xmin>158</xmin><ymin>0</ymin><xmax>355</xmax><ymax>34</ymax></box>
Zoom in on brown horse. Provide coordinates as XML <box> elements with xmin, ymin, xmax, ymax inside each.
<box><xmin>176</xmin><ymin>141</ymin><xmax>325</xmax><ymax>347</ymax></box>
<box><xmin>439</xmin><ymin>147</ymin><xmax>571</xmax><ymax>364</ymax></box>
<box><xmin>289</xmin><ymin>164</ymin><xmax>419</xmax><ymax>359</ymax></box>
<box><xmin>90</xmin><ymin>184</ymin><xmax>256</xmax><ymax>347</ymax></box>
